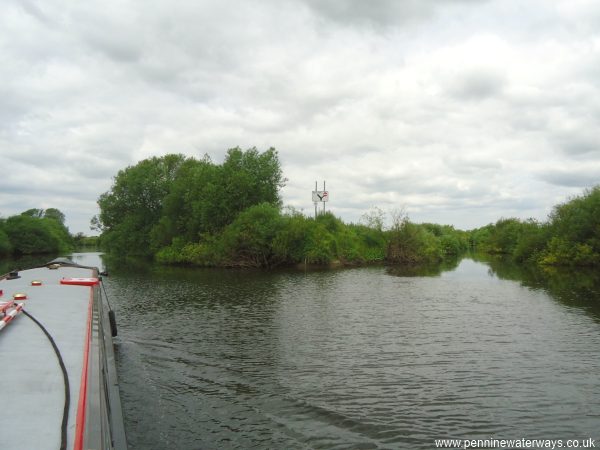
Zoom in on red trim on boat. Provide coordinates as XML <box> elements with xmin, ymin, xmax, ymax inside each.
<box><xmin>73</xmin><ymin>288</ymin><xmax>93</xmax><ymax>450</ymax></box>
<box><xmin>61</xmin><ymin>277</ymin><xmax>99</xmax><ymax>286</ymax></box>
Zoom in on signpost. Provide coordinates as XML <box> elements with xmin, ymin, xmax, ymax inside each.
<box><xmin>312</xmin><ymin>181</ymin><xmax>329</xmax><ymax>218</ymax></box>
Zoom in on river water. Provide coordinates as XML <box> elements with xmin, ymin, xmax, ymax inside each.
<box><xmin>72</xmin><ymin>254</ymin><xmax>600</xmax><ymax>448</ymax></box>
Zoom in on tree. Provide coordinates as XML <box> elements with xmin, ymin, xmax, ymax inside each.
<box><xmin>198</xmin><ymin>147</ymin><xmax>285</xmax><ymax>234</ymax></box>
<box><xmin>96</xmin><ymin>154</ymin><xmax>188</xmax><ymax>255</ymax></box>
<box><xmin>21</xmin><ymin>208</ymin><xmax>44</xmax><ymax>218</ymax></box>
<box><xmin>360</xmin><ymin>207</ymin><xmax>386</xmax><ymax>231</ymax></box>
<box><xmin>4</xmin><ymin>215</ymin><xmax>71</xmax><ymax>255</ymax></box>
<box><xmin>0</xmin><ymin>220</ymin><xmax>11</xmax><ymax>256</ymax></box>
<box><xmin>44</xmin><ymin>208</ymin><xmax>66</xmax><ymax>225</ymax></box>
<box><xmin>96</xmin><ymin>148</ymin><xmax>286</xmax><ymax>257</ymax></box>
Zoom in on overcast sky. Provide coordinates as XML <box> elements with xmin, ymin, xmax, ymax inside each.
<box><xmin>1</xmin><ymin>0</ymin><xmax>599</xmax><ymax>234</ymax></box>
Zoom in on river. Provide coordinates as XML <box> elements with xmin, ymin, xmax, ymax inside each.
<box><xmin>15</xmin><ymin>253</ymin><xmax>600</xmax><ymax>449</ymax></box>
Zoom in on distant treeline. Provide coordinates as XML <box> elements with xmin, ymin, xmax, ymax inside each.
<box><xmin>0</xmin><ymin>208</ymin><xmax>72</xmax><ymax>256</ymax></box>
<box><xmin>0</xmin><ymin>208</ymin><xmax>97</xmax><ymax>257</ymax></box>
<box><xmin>6</xmin><ymin>150</ymin><xmax>597</xmax><ymax>269</ymax></box>
<box><xmin>469</xmin><ymin>185</ymin><xmax>600</xmax><ymax>267</ymax></box>
<box><xmin>93</xmin><ymin>148</ymin><xmax>467</xmax><ymax>268</ymax></box>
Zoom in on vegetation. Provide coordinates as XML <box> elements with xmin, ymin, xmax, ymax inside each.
<box><xmin>387</xmin><ymin>214</ymin><xmax>469</xmax><ymax>265</ymax></box>
<box><xmin>469</xmin><ymin>186</ymin><xmax>600</xmax><ymax>267</ymax></box>
<box><xmin>95</xmin><ymin>148</ymin><xmax>468</xmax><ymax>268</ymax></box>
<box><xmin>154</xmin><ymin>206</ymin><xmax>391</xmax><ymax>268</ymax></box>
<box><xmin>73</xmin><ymin>233</ymin><xmax>100</xmax><ymax>249</ymax></box>
<box><xmin>0</xmin><ymin>208</ymin><xmax>73</xmax><ymax>256</ymax></box>
<box><xmin>94</xmin><ymin>148</ymin><xmax>285</xmax><ymax>257</ymax></box>
<box><xmin>93</xmin><ymin>147</ymin><xmax>599</xmax><ymax>269</ymax></box>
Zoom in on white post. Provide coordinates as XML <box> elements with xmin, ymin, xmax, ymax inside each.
<box><xmin>323</xmin><ymin>180</ymin><xmax>326</xmax><ymax>215</ymax></box>
<box><xmin>314</xmin><ymin>181</ymin><xmax>318</xmax><ymax>219</ymax></box>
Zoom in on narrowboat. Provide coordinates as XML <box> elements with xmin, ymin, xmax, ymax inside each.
<box><xmin>0</xmin><ymin>258</ymin><xmax>127</xmax><ymax>450</ymax></box>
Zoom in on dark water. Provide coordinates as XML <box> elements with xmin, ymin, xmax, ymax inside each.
<box><xmin>74</xmin><ymin>253</ymin><xmax>600</xmax><ymax>449</ymax></box>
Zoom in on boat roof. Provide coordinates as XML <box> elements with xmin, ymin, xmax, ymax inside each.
<box><xmin>1</xmin><ymin>263</ymin><xmax>96</xmax><ymax>449</ymax></box>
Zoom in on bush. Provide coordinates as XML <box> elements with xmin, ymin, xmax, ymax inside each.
<box><xmin>0</xmin><ymin>225</ymin><xmax>11</xmax><ymax>256</ymax></box>
<box><xmin>218</xmin><ymin>203</ymin><xmax>283</xmax><ymax>267</ymax></box>
<box><xmin>386</xmin><ymin>219</ymin><xmax>442</xmax><ymax>264</ymax></box>
<box><xmin>4</xmin><ymin>215</ymin><xmax>67</xmax><ymax>255</ymax></box>
<box><xmin>470</xmin><ymin>186</ymin><xmax>600</xmax><ymax>267</ymax></box>
<box><xmin>272</xmin><ymin>212</ymin><xmax>312</xmax><ymax>264</ymax></box>
<box><xmin>512</xmin><ymin>220</ymin><xmax>549</xmax><ymax>263</ymax></box>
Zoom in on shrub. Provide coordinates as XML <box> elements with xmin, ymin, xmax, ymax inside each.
<box><xmin>218</xmin><ymin>203</ymin><xmax>283</xmax><ymax>267</ymax></box>
<box><xmin>0</xmin><ymin>226</ymin><xmax>11</xmax><ymax>256</ymax></box>
<box><xmin>386</xmin><ymin>219</ymin><xmax>442</xmax><ymax>264</ymax></box>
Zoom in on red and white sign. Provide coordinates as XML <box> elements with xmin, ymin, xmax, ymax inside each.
<box><xmin>312</xmin><ymin>190</ymin><xmax>329</xmax><ymax>202</ymax></box>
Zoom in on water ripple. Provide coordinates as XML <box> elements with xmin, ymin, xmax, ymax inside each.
<box><xmin>100</xmin><ymin>260</ymin><xmax>600</xmax><ymax>449</ymax></box>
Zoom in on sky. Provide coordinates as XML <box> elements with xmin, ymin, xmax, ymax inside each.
<box><xmin>1</xmin><ymin>0</ymin><xmax>599</xmax><ymax>235</ymax></box>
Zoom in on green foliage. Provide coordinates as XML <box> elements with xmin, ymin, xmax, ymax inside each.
<box><xmin>154</xmin><ymin>209</ymin><xmax>391</xmax><ymax>268</ymax></box>
<box><xmin>350</xmin><ymin>224</ymin><xmax>388</xmax><ymax>262</ymax></box>
<box><xmin>386</xmin><ymin>218</ymin><xmax>443</xmax><ymax>264</ymax></box>
<box><xmin>44</xmin><ymin>208</ymin><xmax>66</xmax><ymax>224</ymax></box>
<box><xmin>73</xmin><ymin>233</ymin><xmax>99</xmax><ymax>248</ymax></box>
<box><xmin>21</xmin><ymin>208</ymin><xmax>44</xmax><ymax>218</ymax></box>
<box><xmin>97</xmin><ymin>148</ymin><xmax>285</xmax><ymax>257</ymax></box>
<box><xmin>481</xmin><ymin>218</ymin><xmax>524</xmax><ymax>254</ymax></box>
<box><xmin>218</xmin><ymin>203</ymin><xmax>284</xmax><ymax>268</ymax></box>
<box><xmin>4</xmin><ymin>214</ymin><xmax>72</xmax><ymax>255</ymax></box>
<box><xmin>538</xmin><ymin>237</ymin><xmax>599</xmax><ymax>266</ymax></box>
<box><xmin>470</xmin><ymin>185</ymin><xmax>600</xmax><ymax>267</ymax></box>
<box><xmin>272</xmin><ymin>212</ymin><xmax>388</xmax><ymax>266</ymax></box>
<box><xmin>271</xmin><ymin>211</ymin><xmax>314</xmax><ymax>263</ymax></box>
<box><xmin>0</xmin><ymin>222</ymin><xmax>11</xmax><ymax>256</ymax></box>
<box><xmin>422</xmin><ymin>223</ymin><xmax>469</xmax><ymax>256</ymax></box>
<box><xmin>512</xmin><ymin>220</ymin><xmax>549</xmax><ymax>263</ymax></box>
<box><xmin>303</xmin><ymin>220</ymin><xmax>337</xmax><ymax>264</ymax></box>
<box><xmin>97</xmin><ymin>154</ymin><xmax>187</xmax><ymax>256</ymax></box>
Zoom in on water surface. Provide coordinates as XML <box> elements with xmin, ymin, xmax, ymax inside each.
<box><xmin>78</xmin><ymin>254</ymin><xmax>600</xmax><ymax>449</ymax></box>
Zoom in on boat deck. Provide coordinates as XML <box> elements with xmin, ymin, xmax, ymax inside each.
<box><xmin>0</xmin><ymin>263</ymin><xmax>126</xmax><ymax>450</ymax></box>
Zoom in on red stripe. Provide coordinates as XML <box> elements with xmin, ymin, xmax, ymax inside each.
<box><xmin>1</xmin><ymin>300</ymin><xmax>15</xmax><ymax>313</ymax></box>
<box><xmin>73</xmin><ymin>288</ymin><xmax>94</xmax><ymax>450</ymax></box>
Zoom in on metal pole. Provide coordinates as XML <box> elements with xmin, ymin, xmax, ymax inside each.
<box><xmin>315</xmin><ymin>181</ymin><xmax>318</xmax><ymax>219</ymax></box>
<box><xmin>323</xmin><ymin>180</ymin><xmax>326</xmax><ymax>215</ymax></box>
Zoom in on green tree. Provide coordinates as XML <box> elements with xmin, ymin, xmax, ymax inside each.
<box><xmin>0</xmin><ymin>220</ymin><xmax>11</xmax><ymax>256</ymax></box>
<box><xmin>218</xmin><ymin>203</ymin><xmax>284</xmax><ymax>267</ymax></box>
<box><xmin>21</xmin><ymin>208</ymin><xmax>44</xmax><ymax>218</ymax></box>
<box><xmin>540</xmin><ymin>186</ymin><xmax>600</xmax><ymax>266</ymax></box>
<box><xmin>44</xmin><ymin>208</ymin><xmax>66</xmax><ymax>225</ymax></box>
<box><xmin>4</xmin><ymin>215</ymin><xmax>71</xmax><ymax>255</ymax></box>
<box><xmin>96</xmin><ymin>154</ymin><xmax>188</xmax><ymax>255</ymax></box>
<box><xmin>97</xmin><ymin>148</ymin><xmax>285</xmax><ymax>257</ymax></box>
<box><xmin>208</xmin><ymin>147</ymin><xmax>285</xmax><ymax>232</ymax></box>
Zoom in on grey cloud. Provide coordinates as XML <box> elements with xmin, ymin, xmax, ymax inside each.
<box><xmin>297</xmin><ymin>0</ymin><xmax>484</xmax><ymax>28</ymax></box>
<box><xmin>538</xmin><ymin>169</ymin><xmax>599</xmax><ymax>188</ymax></box>
<box><xmin>443</xmin><ymin>155</ymin><xmax>502</xmax><ymax>174</ymax></box>
<box><xmin>446</xmin><ymin>69</ymin><xmax>507</xmax><ymax>101</ymax></box>
<box><xmin>555</xmin><ymin>132</ymin><xmax>600</xmax><ymax>157</ymax></box>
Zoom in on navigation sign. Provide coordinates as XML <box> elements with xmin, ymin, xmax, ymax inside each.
<box><xmin>313</xmin><ymin>181</ymin><xmax>328</xmax><ymax>218</ymax></box>
<box><xmin>312</xmin><ymin>191</ymin><xmax>329</xmax><ymax>202</ymax></box>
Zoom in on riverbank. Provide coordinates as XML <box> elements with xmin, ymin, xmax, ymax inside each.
<box><xmin>469</xmin><ymin>185</ymin><xmax>600</xmax><ymax>267</ymax></box>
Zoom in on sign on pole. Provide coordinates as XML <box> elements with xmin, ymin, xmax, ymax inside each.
<box><xmin>313</xmin><ymin>181</ymin><xmax>329</xmax><ymax>218</ymax></box>
<box><xmin>312</xmin><ymin>191</ymin><xmax>329</xmax><ymax>202</ymax></box>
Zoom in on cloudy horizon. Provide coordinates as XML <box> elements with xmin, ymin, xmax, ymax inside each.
<box><xmin>1</xmin><ymin>0</ymin><xmax>599</xmax><ymax>235</ymax></box>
